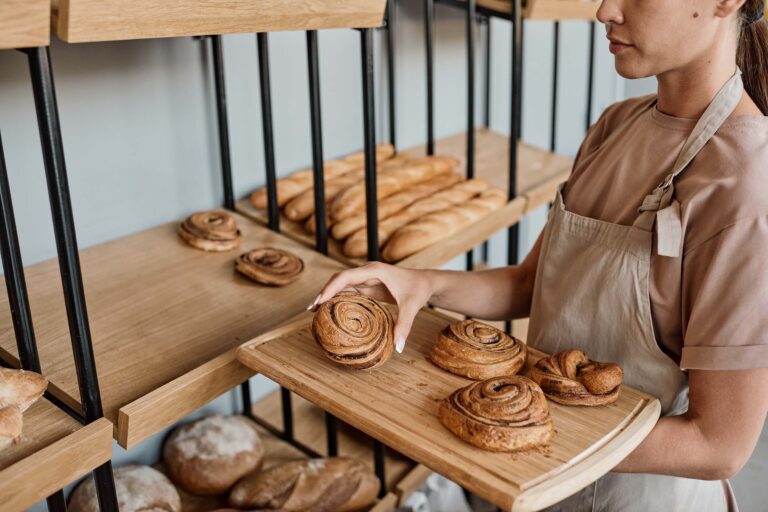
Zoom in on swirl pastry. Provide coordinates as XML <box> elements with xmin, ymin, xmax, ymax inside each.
<box><xmin>430</xmin><ymin>320</ymin><xmax>527</xmax><ymax>380</ymax></box>
<box><xmin>178</xmin><ymin>211</ymin><xmax>241</xmax><ymax>252</ymax></box>
<box><xmin>529</xmin><ymin>350</ymin><xmax>623</xmax><ymax>406</ymax></box>
<box><xmin>438</xmin><ymin>376</ymin><xmax>553</xmax><ymax>452</ymax></box>
<box><xmin>235</xmin><ymin>247</ymin><xmax>304</xmax><ymax>286</ymax></box>
<box><xmin>311</xmin><ymin>292</ymin><xmax>394</xmax><ymax>369</ymax></box>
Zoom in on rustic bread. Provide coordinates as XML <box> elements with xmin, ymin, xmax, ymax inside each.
<box><xmin>68</xmin><ymin>464</ymin><xmax>181</xmax><ymax>512</ymax></box>
<box><xmin>0</xmin><ymin>368</ymin><xmax>48</xmax><ymax>412</ymax></box>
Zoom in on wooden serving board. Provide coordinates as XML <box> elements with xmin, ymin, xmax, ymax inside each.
<box><xmin>237</xmin><ymin>309</ymin><xmax>661</xmax><ymax>512</ymax></box>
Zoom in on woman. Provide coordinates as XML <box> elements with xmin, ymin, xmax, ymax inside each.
<box><xmin>311</xmin><ymin>0</ymin><xmax>768</xmax><ymax>509</ymax></box>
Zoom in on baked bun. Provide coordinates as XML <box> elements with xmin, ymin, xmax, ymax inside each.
<box><xmin>529</xmin><ymin>349</ymin><xmax>623</xmax><ymax>406</ymax></box>
<box><xmin>0</xmin><ymin>405</ymin><xmax>22</xmax><ymax>451</ymax></box>
<box><xmin>438</xmin><ymin>376</ymin><xmax>553</xmax><ymax>452</ymax></box>
<box><xmin>178</xmin><ymin>211</ymin><xmax>241</xmax><ymax>252</ymax></box>
<box><xmin>0</xmin><ymin>368</ymin><xmax>48</xmax><ymax>411</ymax></box>
<box><xmin>235</xmin><ymin>247</ymin><xmax>304</xmax><ymax>286</ymax></box>
<box><xmin>163</xmin><ymin>415</ymin><xmax>264</xmax><ymax>495</ymax></box>
<box><xmin>68</xmin><ymin>464</ymin><xmax>181</xmax><ymax>512</ymax></box>
<box><xmin>430</xmin><ymin>320</ymin><xmax>527</xmax><ymax>380</ymax></box>
<box><xmin>229</xmin><ymin>457</ymin><xmax>379</xmax><ymax>512</ymax></box>
<box><xmin>311</xmin><ymin>292</ymin><xmax>395</xmax><ymax>369</ymax></box>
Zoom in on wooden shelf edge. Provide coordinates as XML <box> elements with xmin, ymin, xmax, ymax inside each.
<box><xmin>0</xmin><ymin>0</ymin><xmax>50</xmax><ymax>50</ymax></box>
<box><xmin>395</xmin><ymin>464</ymin><xmax>433</xmax><ymax>506</ymax></box>
<box><xmin>371</xmin><ymin>492</ymin><xmax>399</xmax><ymax>512</ymax></box>
<box><xmin>0</xmin><ymin>350</ymin><xmax>83</xmax><ymax>415</ymax></box>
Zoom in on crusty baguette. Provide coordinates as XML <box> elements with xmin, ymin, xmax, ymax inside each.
<box><xmin>330</xmin><ymin>155</ymin><xmax>460</xmax><ymax>221</ymax></box>
<box><xmin>342</xmin><ymin>143</ymin><xmax>395</xmax><ymax>166</ymax></box>
<box><xmin>0</xmin><ymin>368</ymin><xmax>48</xmax><ymax>412</ymax></box>
<box><xmin>381</xmin><ymin>188</ymin><xmax>507</xmax><ymax>262</ymax></box>
<box><xmin>343</xmin><ymin>179</ymin><xmax>489</xmax><ymax>258</ymax></box>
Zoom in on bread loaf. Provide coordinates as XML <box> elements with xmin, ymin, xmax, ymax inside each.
<box><xmin>342</xmin><ymin>143</ymin><xmax>395</xmax><ymax>166</ymax></box>
<box><xmin>163</xmin><ymin>415</ymin><xmax>264</xmax><ymax>495</ymax></box>
<box><xmin>229</xmin><ymin>457</ymin><xmax>379</xmax><ymax>512</ymax></box>
<box><xmin>330</xmin><ymin>155</ymin><xmax>459</xmax><ymax>221</ymax></box>
<box><xmin>0</xmin><ymin>368</ymin><xmax>48</xmax><ymax>412</ymax></box>
<box><xmin>0</xmin><ymin>405</ymin><xmax>22</xmax><ymax>451</ymax></box>
<box><xmin>343</xmin><ymin>179</ymin><xmax>489</xmax><ymax>258</ymax></box>
<box><xmin>381</xmin><ymin>188</ymin><xmax>507</xmax><ymax>262</ymax></box>
<box><xmin>68</xmin><ymin>464</ymin><xmax>181</xmax><ymax>512</ymax></box>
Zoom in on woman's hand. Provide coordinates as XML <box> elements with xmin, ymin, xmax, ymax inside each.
<box><xmin>308</xmin><ymin>262</ymin><xmax>433</xmax><ymax>353</ymax></box>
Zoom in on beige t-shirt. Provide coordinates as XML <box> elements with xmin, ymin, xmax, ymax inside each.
<box><xmin>562</xmin><ymin>94</ymin><xmax>768</xmax><ymax>371</ymax></box>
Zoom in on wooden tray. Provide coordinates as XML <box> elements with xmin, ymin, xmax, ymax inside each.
<box><xmin>237</xmin><ymin>309</ymin><xmax>661</xmax><ymax>512</ymax></box>
<box><xmin>0</xmin><ymin>399</ymin><xmax>113</xmax><ymax>512</ymax></box>
<box><xmin>0</xmin><ymin>0</ymin><xmax>49</xmax><ymax>49</ymax></box>
<box><xmin>0</xmin><ymin>213</ymin><xmax>349</xmax><ymax>449</ymax></box>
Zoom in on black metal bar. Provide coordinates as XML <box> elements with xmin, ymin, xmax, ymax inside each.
<box><xmin>585</xmin><ymin>22</ymin><xmax>596</xmax><ymax>132</ymax></box>
<box><xmin>385</xmin><ymin>0</ymin><xmax>397</xmax><ymax>148</ymax></box>
<box><xmin>325</xmin><ymin>412</ymin><xmax>339</xmax><ymax>456</ymax></box>
<box><xmin>257</xmin><ymin>33</ymin><xmax>280</xmax><ymax>233</ymax></box>
<box><xmin>465</xmin><ymin>0</ymin><xmax>477</xmax><ymax>272</ymax></box>
<box><xmin>280</xmin><ymin>386</ymin><xmax>294</xmax><ymax>441</ymax></box>
<box><xmin>27</xmin><ymin>46</ymin><xmax>119</xmax><ymax>512</ymax></box>
<box><xmin>306</xmin><ymin>30</ymin><xmax>329</xmax><ymax>256</ymax></box>
<box><xmin>550</xmin><ymin>22</ymin><xmax>559</xmax><ymax>153</ymax></box>
<box><xmin>374</xmin><ymin>439</ymin><xmax>387</xmax><ymax>498</ymax></box>
<box><xmin>211</xmin><ymin>35</ymin><xmax>235</xmax><ymax>211</ymax></box>
<box><xmin>361</xmin><ymin>28</ymin><xmax>379</xmax><ymax>262</ymax></box>
<box><xmin>424</xmin><ymin>0</ymin><xmax>435</xmax><ymax>155</ymax></box>
<box><xmin>436</xmin><ymin>0</ymin><xmax>512</xmax><ymax>20</ymax></box>
<box><xmin>483</xmin><ymin>17</ymin><xmax>492</xmax><ymax>129</ymax></box>
<box><xmin>240</xmin><ymin>380</ymin><xmax>254</xmax><ymax>420</ymax></box>
<box><xmin>45</xmin><ymin>489</ymin><xmax>67</xmax><ymax>512</ymax></box>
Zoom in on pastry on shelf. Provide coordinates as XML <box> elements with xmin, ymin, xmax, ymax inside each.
<box><xmin>430</xmin><ymin>319</ymin><xmax>527</xmax><ymax>380</ymax></box>
<box><xmin>311</xmin><ymin>292</ymin><xmax>394</xmax><ymax>369</ymax></box>
<box><xmin>0</xmin><ymin>405</ymin><xmax>22</xmax><ymax>451</ymax></box>
<box><xmin>163</xmin><ymin>415</ymin><xmax>264</xmax><ymax>495</ymax></box>
<box><xmin>529</xmin><ymin>349</ymin><xmax>623</xmax><ymax>406</ymax></box>
<box><xmin>235</xmin><ymin>247</ymin><xmax>304</xmax><ymax>286</ymax></box>
<box><xmin>229</xmin><ymin>457</ymin><xmax>379</xmax><ymax>512</ymax></box>
<box><xmin>178</xmin><ymin>210</ymin><xmax>241</xmax><ymax>252</ymax></box>
<box><xmin>438</xmin><ymin>376</ymin><xmax>554</xmax><ymax>452</ymax></box>
<box><xmin>68</xmin><ymin>464</ymin><xmax>181</xmax><ymax>512</ymax></box>
<box><xmin>0</xmin><ymin>367</ymin><xmax>48</xmax><ymax>412</ymax></box>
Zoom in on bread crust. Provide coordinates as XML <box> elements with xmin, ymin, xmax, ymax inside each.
<box><xmin>528</xmin><ymin>350</ymin><xmax>623</xmax><ymax>406</ymax></box>
<box><xmin>178</xmin><ymin>211</ymin><xmax>241</xmax><ymax>252</ymax></box>
<box><xmin>235</xmin><ymin>247</ymin><xmax>304</xmax><ymax>286</ymax></box>
<box><xmin>68</xmin><ymin>465</ymin><xmax>181</xmax><ymax>512</ymax></box>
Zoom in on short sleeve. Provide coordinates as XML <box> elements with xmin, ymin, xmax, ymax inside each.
<box><xmin>680</xmin><ymin>216</ymin><xmax>768</xmax><ymax>370</ymax></box>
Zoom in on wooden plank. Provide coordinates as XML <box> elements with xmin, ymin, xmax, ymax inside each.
<box><xmin>0</xmin><ymin>0</ymin><xmax>49</xmax><ymax>49</ymax></box>
<box><xmin>0</xmin><ymin>401</ymin><xmax>112</xmax><ymax>512</ymax></box>
<box><xmin>395</xmin><ymin>464</ymin><xmax>433</xmax><ymax>506</ymax></box>
<box><xmin>53</xmin><ymin>0</ymin><xmax>386</xmax><ymax>43</ymax></box>
<box><xmin>237</xmin><ymin>308</ymin><xmax>661</xmax><ymax>512</ymax></box>
<box><xmin>0</xmin><ymin>213</ymin><xmax>349</xmax><ymax>448</ymax></box>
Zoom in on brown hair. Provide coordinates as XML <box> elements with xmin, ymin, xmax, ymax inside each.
<box><xmin>737</xmin><ymin>0</ymin><xmax>768</xmax><ymax>114</ymax></box>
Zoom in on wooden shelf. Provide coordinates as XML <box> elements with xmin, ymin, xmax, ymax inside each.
<box><xmin>51</xmin><ymin>0</ymin><xmax>387</xmax><ymax>43</ymax></box>
<box><xmin>0</xmin><ymin>213</ymin><xmax>348</xmax><ymax>449</ymax></box>
<box><xmin>236</xmin><ymin>128</ymin><xmax>572</xmax><ymax>269</ymax></box>
<box><xmin>0</xmin><ymin>0</ymin><xmax>49</xmax><ymax>49</ymax></box>
<box><xmin>440</xmin><ymin>0</ymin><xmax>599</xmax><ymax>20</ymax></box>
<box><xmin>237</xmin><ymin>309</ymin><xmax>661</xmax><ymax>512</ymax></box>
<box><xmin>0</xmin><ymin>399</ymin><xmax>112</xmax><ymax>512</ymax></box>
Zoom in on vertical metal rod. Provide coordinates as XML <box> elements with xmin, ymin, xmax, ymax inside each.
<box><xmin>385</xmin><ymin>0</ymin><xmax>397</xmax><ymax>148</ymax></box>
<box><xmin>483</xmin><ymin>17</ymin><xmax>491</xmax><ymax>129</ymax></box>
<box><xmin>465</xmin><ymin>0</ymin><xmax>477</xmax><ymax>272</ymax></box>
<box><xmin>585</xmin><ymin>22</ymin><xmax>596</xmax><ymax>132</ymax></box>
<box><xmin>424</xmin><ymin>0</ymin><xmax>435</xmax><ymax>155</ymax></box>
<box><xmin>361</xmin><ymin>28</ymin><xmax>379</xmax><ymax>262</ymax></box>
<box><xmin>45</xmin><ymin>490</ymin><xmax>67</xmax><ymax>512</ymax></box>
<box><xmin>325</xmin><ymin>411</ymin><xmax>339</xmax><ymax>456</ymax></box>
<box><xmin>280</xmin><ymin>386</ymin><xmax>294</xmax><ymax>441</ymax></box>
<box><xmin>550</xmin><ymin>22</ymin><xmax>559</xmax><ymax>153</ymax></box>
<box><xmin>211</xmin><ymin>36</ymin><xmax>235</xmax><ymax>211</ymax></box>
<box><xmin>27</xmin><ymin>46</ymin><xmax>119</xmax><ymax>512</ymax></box>
<box><xmin>306</xmin><ymin>30</ymin><xmax>329</xmax><ymax>256</ymax></box>
<box><xmin>240</xmin><ymin>380</ymin><xmax>254</xmax><ymax>419</ymax></box>
<box><xmin>374</xmin><ymin>440</ymin><xmax>387</xmax><ymax>497</ymax></box>
<box><xmin>257</xmin><ymin>33</ymin><xmax>280</xmax><ymax>233</ymax></box>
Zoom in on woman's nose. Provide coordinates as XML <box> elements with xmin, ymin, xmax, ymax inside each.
<box><xmin>597</xmin><ymin>0</ymin><xmax>625</xmax><ymax>26</ymax></box>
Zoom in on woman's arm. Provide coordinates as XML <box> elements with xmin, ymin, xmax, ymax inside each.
<box><xmin>613</xmin><ymin>367</ymin><xmax>768</xmax><ymax>479</ymax></box>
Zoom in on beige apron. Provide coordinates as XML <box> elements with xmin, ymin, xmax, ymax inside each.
<box><xmin>527</xmin><ymin>69</ymin><xmax>744</xmax><ymax>512</ymax></box>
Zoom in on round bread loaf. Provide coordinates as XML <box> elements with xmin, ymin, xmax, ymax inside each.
<box><xmin>163</xmin><ymin>415</ymin><xmax>264</xmax><ymax>495</ymax></box>
<box><xmin>68</xmin><ymin>464</ymin><xmax>181</xmax><ymax>512</ymax></box>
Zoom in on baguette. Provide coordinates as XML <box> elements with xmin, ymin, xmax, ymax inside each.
<box><xmin>381</xmin><ymin>188</ymin><xmax>507</xmax><ymax>262</ymax></box>
<box><xmin>330</xmin><ymin>155</ymin><xmax>460</xmax><ymax>221</ymax></box>
<box><xmin>342</xmin><ymin>143</ymin><xmax>395</xmax><ymax>166</ymax></box>
<box><xmin>343</xmin><ymin>179</ymin><xmax>489</xmax><ymax>258</ymax></box>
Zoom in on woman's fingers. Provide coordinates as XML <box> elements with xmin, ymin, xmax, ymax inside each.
<box><xmin>310</xmin><ymin>263</ymin><xmax>386</xmax><ymax>310</ymax></box>
<box><xmin>393</xmin><ymin>298</ymin><xmax>422</xmax><ymax>353</ymax></box>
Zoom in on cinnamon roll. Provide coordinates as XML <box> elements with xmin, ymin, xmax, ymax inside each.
<box><xmin>438</xmin><ymin>376</ymin><xmax>553</xmax><ymax>452</ymax></box>
<box><xmin>311</xmin><ymin>292</ymin><xmax>394</xmax><ymax>369</ymax></box>
<box><xmin>528</xmin><ymin>349</ymin><xmax>623</xmax><ymax>406</ymax></box>
<box><xmin>235</xmin><ymin>247</ymin><xmax>304</xmax><ymax>286</ymax></box>
<box><xmin>178</xmin><ymin>211</ymin><xmax>241</xmax><ymax>252</ymax></box>
<box><xmin>430</xmin><ymin>320</ymin><xmax>527</xmax><ymax>380</ymax></box>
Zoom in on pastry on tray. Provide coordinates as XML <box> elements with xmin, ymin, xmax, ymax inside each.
<box><xmin>178</xmin><ymin>210</ymin><xmax>241</xmax><ymax>252</ymax></box>
<box><xmin>68</xmin><ymin>464</ymin><xmax>181</xmax><ymax>512</ymax></box>
<box><xmin>235</xmin><ymin>247</ymin><xmax>304</xmax><ymax>286</ymax></box>
<box><xmin>430</xmin><ymin>319</ymin><xmax>528</xmax><ymax>380</ymax></box>
<box><xmin>529</xmin><ymin>349</ymin><xmax>623</xmax><ymax>406</ymax></box>
<box><xmin>311</xmin><ymin>292</ymin><xmax>394</xmax><ymax>370</ymax></box>
<box><xmin>0</xmin><ymin>368</ymin><xmax>48</xmax><ymax>452</ymax></box>
<box><xmin>438</xmin><ymin>376</ymin><xmax>554</xmax><ymax>452</ymax></box>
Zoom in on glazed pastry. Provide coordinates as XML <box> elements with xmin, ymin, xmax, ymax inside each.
<box><xmin>0</xmin><ymin>405</ymin><xmax>22</xmax><ymax>451</ymax></box>
<box><xmin>430</xmin><ymin>320</ymin><xmax>527</xmax><ymax>380</ymax></box>
<box><xmin>529</xmin><ymin>349</ymin><xmax>623</xmax><ymax>406</ymax></box>
<box><xmin>235</xmin><ymin>247</ymin><xmax>304</xmax><ymax>286</ymax></box>
<box><xmin>0</xmin><ymin>368</ymin><xmax>48</xmax><ymax>411</ymax></box>
<box><xmin>229</xmin><ymin>457</ymin><xmax>379</xmax><ymax>512</ymax></box>
<box><xmin>69</xmin><ymin>465</ymin><xmax>181</xmax><ymax>512</ymax></box>
<box><xmin>178</xmin><ymin>211</ymin><xmax>241</xmax><ymax>252</ymax></box>
<box><xmin>312</xmin><ymin>292</ymin><xmax>394</xmax><ymax>369</ymax></box>
<box><xmin>438</xmin><ymin>376</ymin><xmax>554</xmax><ymax>452</ymax></box>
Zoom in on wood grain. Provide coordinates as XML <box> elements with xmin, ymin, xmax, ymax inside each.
<box><xmin>53</xmin><ymin>0</ymin><xmax>386</xmax><ymax>43</ymax></box>
<box><xmin>0</xmin><ymin>400</ymin><xmax>112</xmax><ymax>512</ymax></box>
<box><xmin>0</xmin><ymin>0</ymin><xmax>49</xmax><ymax>49</ymax></box>
<box><xmin>0</xmin><ymin>213</ymin><xmax>348</xmax><ymax>449</ymax></box>
<box><xmin>474</xmin><ymin>0</ymin><xmax>599</xmax><ymax>20</ymax></box>
<box><xmin>237</xmin><ymin>308</ymin><xmax>661</xmax><ymax>512</ymax></box>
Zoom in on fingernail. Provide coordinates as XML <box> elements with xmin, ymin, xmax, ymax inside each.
<box><xmin>395</xmin><ymin>335</ymin><xmax>405</xmax><ymax>353</ymax></box>
<box><xmin>307</xmin><ymin>294</ymin><xmax>320</xmax><ymax>311</ymax></box>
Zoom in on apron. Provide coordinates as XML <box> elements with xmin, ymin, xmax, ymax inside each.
<box><xmin>526</xmin><ymin>69</ymin><xmax>745</xmax><ymax>512</ymax></box>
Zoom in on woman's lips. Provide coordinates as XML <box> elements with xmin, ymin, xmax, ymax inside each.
<box><xmin>608</xmin><ymin>39</ymin><xmax>632</xmax><ymax>54</ymax></box>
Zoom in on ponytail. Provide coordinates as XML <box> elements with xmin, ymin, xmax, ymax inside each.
<box><xmin>737</xmin><ymin>0</ymin><xmax>768</xmax><ymax>114</ymax></box>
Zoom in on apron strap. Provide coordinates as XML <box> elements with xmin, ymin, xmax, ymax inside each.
<box><xmin>632</xmin><ymin>69</ymin><xmax>744</xmax><ymax>257</ymax></box>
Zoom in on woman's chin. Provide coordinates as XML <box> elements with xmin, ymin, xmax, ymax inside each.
<box><xmin>614</xmin><ymin>58</ymin><xmax>654</xmax><ymax>81</ymax></box>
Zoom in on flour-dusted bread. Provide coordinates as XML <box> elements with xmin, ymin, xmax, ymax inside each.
<box><xmin>0</xmin><ymin>405</ymin><xmax>22</xmax><ymax>451</ymax></box>
<box><xmin>0</xmin><ymin>368</ymin><xmax>48</xmax><ymax>412</ymax></box>
<box><xmin>163</xmin><ymin>415</ymin><xmax>264</xmax><ymax>495</ymax></box>
<box><xmin>68</xmin><ymin>464</ymin><xmax>181</xmax><ymax>512</ymax></box>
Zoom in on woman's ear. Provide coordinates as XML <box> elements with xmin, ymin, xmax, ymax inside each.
<box><xmin>714</xmin><ymin>0</ymin><xmax>747</xmax><ymax>19</ymax></box>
